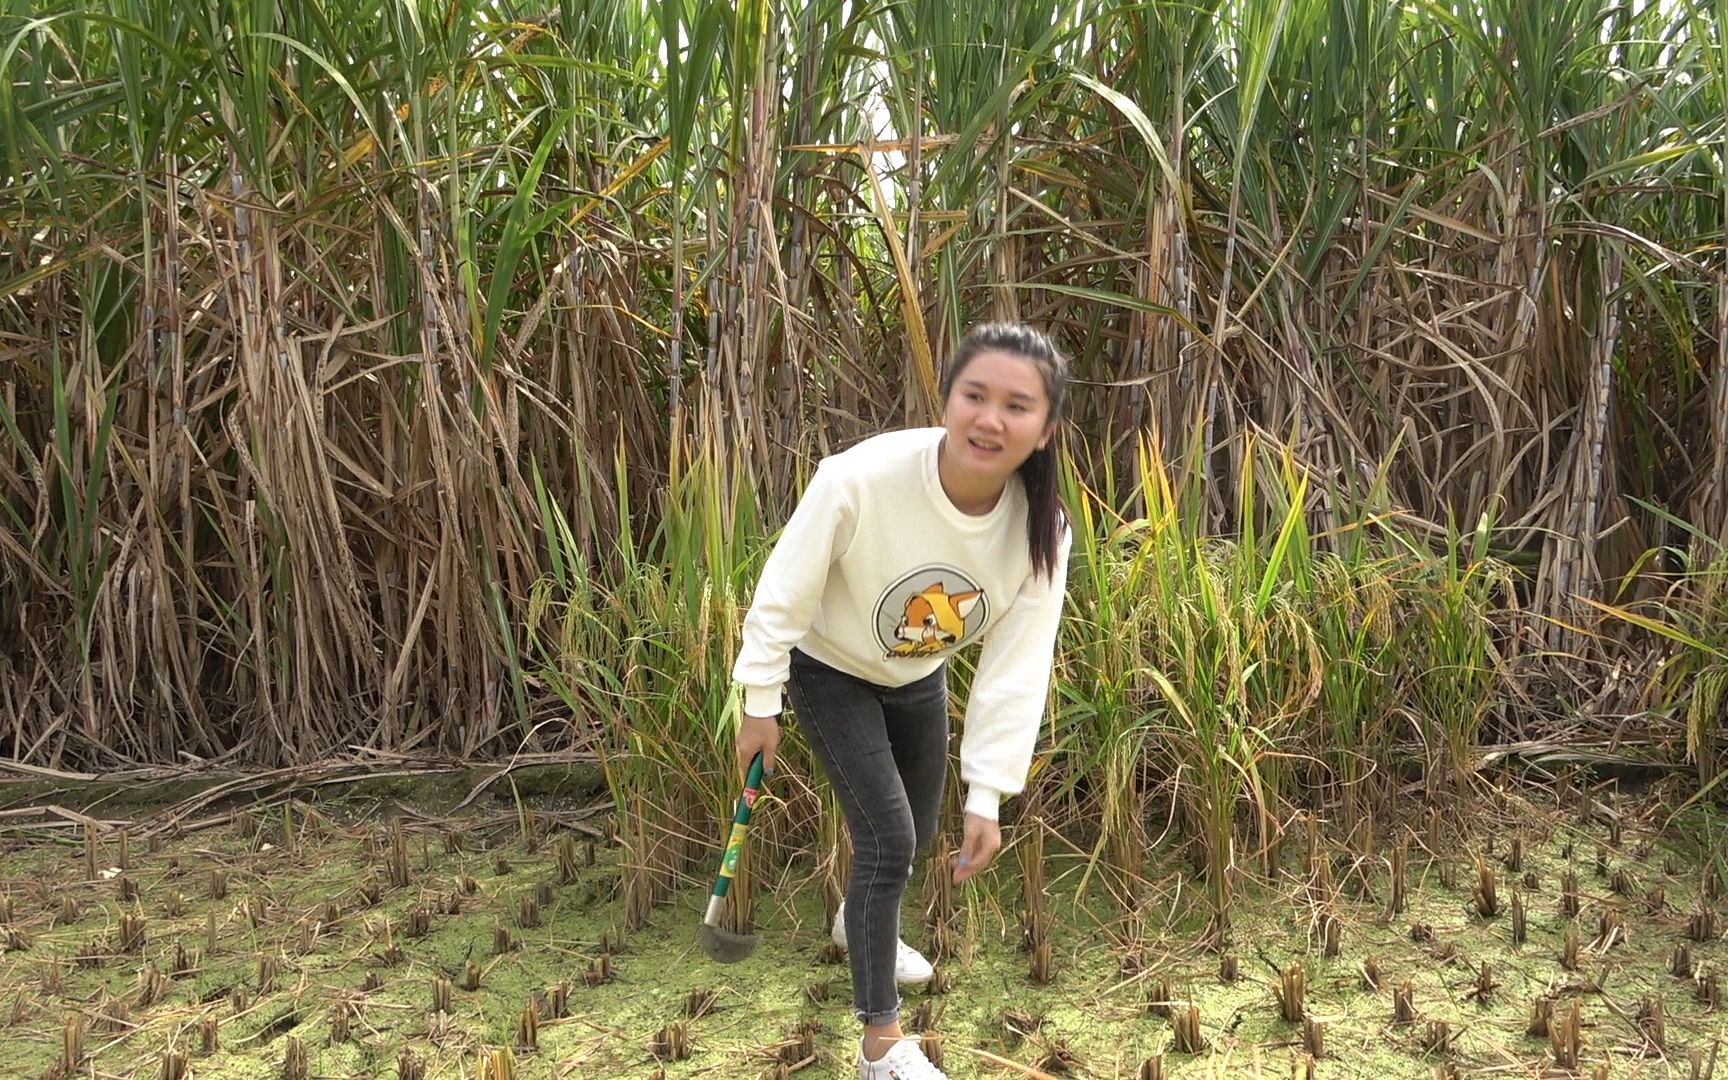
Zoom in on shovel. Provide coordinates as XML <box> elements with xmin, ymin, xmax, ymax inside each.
<box><xmin>697</xmin><ymin>751</ymin><xmax>765</xmax><ymax>962</ymax></box>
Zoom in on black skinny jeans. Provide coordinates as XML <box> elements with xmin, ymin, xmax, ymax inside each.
<box><xmin>786</xmin><ymin>648</ymin><xmax>948</xmax><ymax>1025</ymax></box>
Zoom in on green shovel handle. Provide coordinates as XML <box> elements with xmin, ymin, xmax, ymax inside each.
<box><xmin>710</xmin><ymin>751</ymin><xmax>765</xmax><ymax>901</ymax></box>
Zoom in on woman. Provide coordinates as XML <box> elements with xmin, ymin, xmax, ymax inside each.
<box><xmin>731</xmin><ymin>322</ymin><xmax>1072</xmax><ymax>1080</ymax></box>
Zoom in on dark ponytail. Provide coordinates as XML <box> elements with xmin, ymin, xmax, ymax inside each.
<box><xmin>939</xmin><ymin>322</ymin><xmax>1070</xmax><ymax>580</ymax></box>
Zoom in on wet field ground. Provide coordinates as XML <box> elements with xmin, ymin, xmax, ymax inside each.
<box><xmin>2</xmin><ymin>769</ymin><xmax>1724</xmax><ymax>1078</ymax></box>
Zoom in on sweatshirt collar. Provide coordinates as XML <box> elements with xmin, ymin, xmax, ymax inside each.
<box><xmin>922</xmin><ymin>428</ymin><xmax>1017</xmax><ymax>530</ymax></box>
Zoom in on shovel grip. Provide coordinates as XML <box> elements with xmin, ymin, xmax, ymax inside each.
<box><xmin>710</xmin><ymin>752</ymin><xmax>765</xmax><ymax>901</ymax></box>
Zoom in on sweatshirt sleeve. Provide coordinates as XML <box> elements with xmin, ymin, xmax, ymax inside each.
<box><xmin>731</xmin><ymin>462</ymin><xmax>857</xmax><ymax>717</ymax></box>
<box><xmin>958</xmin><ymin>526</ymin><xmax>1072</xmax><ymax>821</ymax></box>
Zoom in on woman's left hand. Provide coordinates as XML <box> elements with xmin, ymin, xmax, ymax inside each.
<box><xmin>953</xmin><ymin>813</ymin><xmax>1002</xmax><ymax>884</ymax></box>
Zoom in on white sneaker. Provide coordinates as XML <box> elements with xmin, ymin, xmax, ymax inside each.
<box><xmin>857</xmin><ymin>1037</ymin><xmax>947</xmax><ymax>1079</ymax></box>
<box><xmin>832</xmin><ymin>902</ymin><xmax>934</xmax><ymax>987</ymax></box>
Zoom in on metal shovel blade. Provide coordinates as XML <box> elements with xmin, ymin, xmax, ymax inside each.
<box><xmin>697</xmin><ymin>920</ymin><xmax>760</xmax><ymax>963</ymax></box>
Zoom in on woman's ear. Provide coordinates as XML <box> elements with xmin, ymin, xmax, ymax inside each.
<box><xmin>1037</xmin><ymin>420</ymin><xmax>1057</xmax><ymax>451</ymax></box>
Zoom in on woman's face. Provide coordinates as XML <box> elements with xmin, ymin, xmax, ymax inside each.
<box><xmin>941</xmin><ymin>348</ymin><xmax>1056</xmax><ymax>485</ymax></box>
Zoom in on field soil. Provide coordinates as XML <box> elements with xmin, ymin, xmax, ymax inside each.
<box><xmin>1</xmin><ymin>766</ymin><xmax>1724</xmax><ymax>1078</ymax></box>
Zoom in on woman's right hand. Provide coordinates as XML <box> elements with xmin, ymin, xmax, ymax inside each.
<box><xmin>735</xmin><ymin>712</ymin><xmax>780</xmax><ymax>784</ymax></box>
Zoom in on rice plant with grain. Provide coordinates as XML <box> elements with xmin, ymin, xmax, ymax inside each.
<box><xmin>3</xmin><ymin>0</ymin><xmax>1728</xmax><ymax>1075</ymax></box>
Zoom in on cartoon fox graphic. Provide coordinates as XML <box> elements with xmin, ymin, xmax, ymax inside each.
<box><xmin>888</xmin><ymin>583</ymin><xmax>983</xmax><ymax>657</ymax></box>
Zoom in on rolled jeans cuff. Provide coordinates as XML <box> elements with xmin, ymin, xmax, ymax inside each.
<box><xmin>855</xmin><ymin>1001</ymin><xmax>901</xmax><ymax>1026</ymax></box>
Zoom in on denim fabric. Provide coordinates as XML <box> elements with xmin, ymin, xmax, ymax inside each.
<box><xmin>786</xmin><ymin>648</ymin><xmax>947</xmax><ymax>1025</ymax></box>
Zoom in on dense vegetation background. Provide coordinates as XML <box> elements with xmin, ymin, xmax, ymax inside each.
<box><xmin>2</xmin><ymin>0</ymin><xmax>1725</xmax><ymax>838</ymax></box>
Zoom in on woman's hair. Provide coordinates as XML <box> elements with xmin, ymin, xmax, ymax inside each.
<box><xmin>938</xmin><ymin>322</ymin><xmax>1070</xmax><ymax>580</ymax></box>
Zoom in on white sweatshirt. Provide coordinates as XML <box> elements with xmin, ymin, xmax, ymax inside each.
<box><xmin>732</xmin><ymin>427</ymin><xmax>1070</xmax><ymax>821</ymax></box>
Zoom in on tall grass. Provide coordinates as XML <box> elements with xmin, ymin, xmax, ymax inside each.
<box><xmin>1398</xmin><ymin>514</ymin><xmax>1514</xmax><ymax>800</ymax></box>
<box><xmin>1117</xmin><ymin>435</ymin><xmax>1325</xmax><ymax>931</ymax></box>
<box><xmin>971</xmin><ymin>432</ymin><xmax>1508</xmax><ymax>929</ymax></box>
<box><xmin>1591</xmin><ymin>528</ymin><xmax>1728</xmax><ymax>792</ymax></box>
<box><xmin>0</xmin><ymin>0</ymin><xmax>1723</xmax><ymax>777</ymax></box>
<box><xmin>526</xmin><ymin>444</ymin><xmax>768</xmax><ymax>925</ymax></box>
<box><xmin>1050</xmin><ymin>445</ymin><xmax>1164</xmax><ymax>888</ymax></box>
